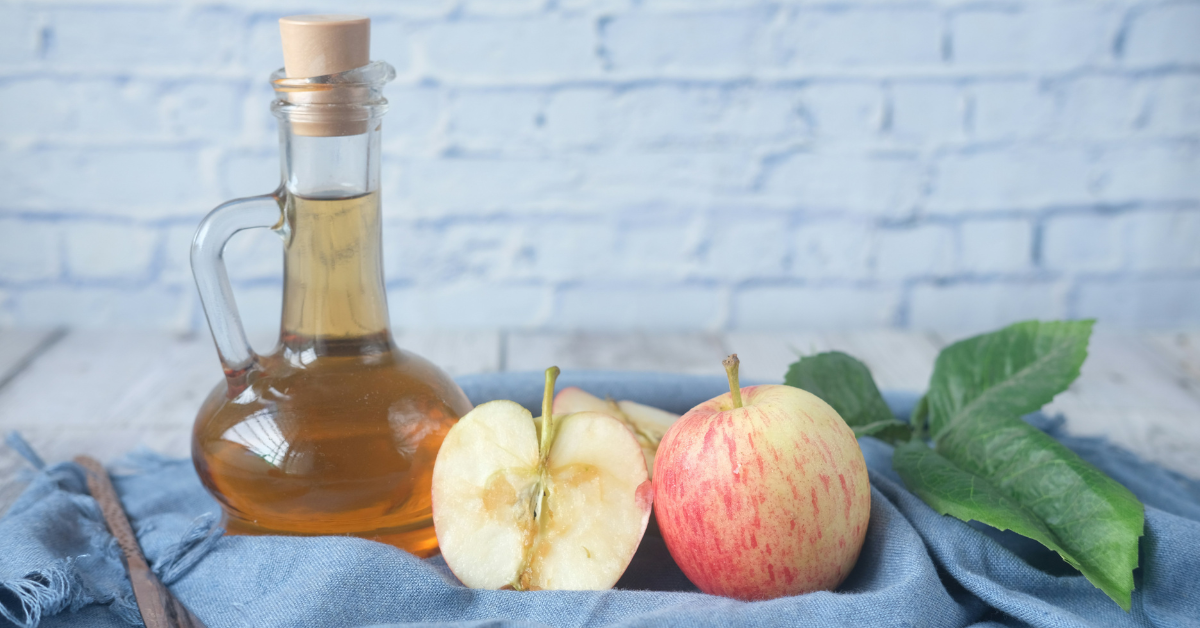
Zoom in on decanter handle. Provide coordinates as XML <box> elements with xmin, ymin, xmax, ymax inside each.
<box><xmin>191</xmin><ymin>189</ymin><xmax>285</xmax><ymax>389</ymax></box>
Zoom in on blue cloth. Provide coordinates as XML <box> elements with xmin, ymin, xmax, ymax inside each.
<box><xmin>2</xmin><ymin>371</ymin><xmax>1199</xmax><ymax>628</ymax></box>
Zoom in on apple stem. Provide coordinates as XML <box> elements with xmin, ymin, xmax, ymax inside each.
<box><xmin>540</xmin><ymin>366</ymin><xmax>561</xmax><ymax>459</ymax></box>
<box><xmin>723</xmin><ymin>354</ymin><xmax>744</xmax><ymax>409</ymax></box>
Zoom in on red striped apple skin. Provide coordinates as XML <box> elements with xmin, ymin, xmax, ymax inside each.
<box><xmin>653</xmin><ymin>384</ymin><xmax>871</xmax><ymax>601</ymax></box>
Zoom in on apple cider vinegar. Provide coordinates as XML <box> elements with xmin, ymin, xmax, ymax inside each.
<box><xmin>188</xmin><ymin>15</ymin><xmax>473</xmax><ymax>557</ymax></box>
<box><xmin>193</xmin><ymin>191</ymin><xmax>472</xmax><ymax>557</ymax></box>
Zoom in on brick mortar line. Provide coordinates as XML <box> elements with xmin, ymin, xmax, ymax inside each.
<box><xmin>3</xmin><ymin>65</ymin><xmax>1199</xmax><ymax>84</ymax></box>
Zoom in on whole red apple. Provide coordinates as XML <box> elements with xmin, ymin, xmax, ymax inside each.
<box><xmin>653</xmin><ymin>355</ymin><xmax>871</xmax><ymax>600</ymax></box>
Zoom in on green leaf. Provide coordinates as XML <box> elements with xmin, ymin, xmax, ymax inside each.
<box><xmin>925</xmin><ymin>320</ymin><xmax>1094</xmax><ymax>438</ymax></box>
<box><xmin>894</xmin><ymin>411</ymin><xmax>1145</xmax><ymax>610</ymax></box>
<box><xmin>909</xmin><ymin>394</ymin><xmax>929</xmax><ymax>440</ymax></box>
<box><xmin>785</xmin><ymin>351</ymin><xmax>911</xmax><ymax>444</ymax></box>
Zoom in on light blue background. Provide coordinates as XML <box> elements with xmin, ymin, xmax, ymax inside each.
<box><xmin>0</xmin><ymin>0</ymin><xmax>1198</xmax><ymax>332</ymax></box>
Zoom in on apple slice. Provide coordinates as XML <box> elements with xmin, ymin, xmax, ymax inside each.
<box><xmin>432</xmin><ymin>368</ymin><xmax>653</xmax><ymax>590</ymax></box>
<box><xmin>553</xmin><ymin>388</ymin><xmax>679</xmax><ymax>477</ymax></box>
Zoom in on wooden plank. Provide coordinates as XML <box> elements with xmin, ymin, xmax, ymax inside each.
<box><xmin>0</xmin><ymin>330</ymin><xmax>214</xmax><ymax>442</ymax></box>
<box><xmin>0</xmin><ymin>328</ymin><xmax>62</xmax><ymax>389</ymax></box>
<box><xmin>1044</xmin><ymin>329</ymin><xmax>1200</xmax><ymax>479</ymax></box>
<box><xmin>1143</xmin><ymin>331</ymin><xmax>1200</xmax><ymax>396</ymax></box>
<box><xmin>726</xmin><ymin>330</ymin><xmax>944</xmax><ymax>391</ymax></box>
<box><xmin>506</xmin><ymin>332</ymin><xmax>728</xmax><ymax>375</ymax></box>
<box><xmin>396</xmin><ymin>330</ymin><xmax>502</xmax><ymax>375</ymax></box>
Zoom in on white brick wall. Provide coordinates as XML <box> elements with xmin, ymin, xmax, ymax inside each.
<box><xmin>0</xmin><ymin>0</ymin><xmax>1197</xmax><ymax>333</ymax></box>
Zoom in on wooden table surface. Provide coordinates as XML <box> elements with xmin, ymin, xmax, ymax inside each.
<box><xmin>2</xmin><ymin>326</ymin><xmax>1198</xmax><ymax>516</ymax></box>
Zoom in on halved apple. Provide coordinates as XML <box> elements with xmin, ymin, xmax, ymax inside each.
<box><xmin>431</xmin><ymin>368</ymin><xmax>654</xmax><ymax>590</ymax></box>
<box><xmin>553</xmin><ymin>387</ymin><xmax>679</xmax><ymax>477</ymax></box>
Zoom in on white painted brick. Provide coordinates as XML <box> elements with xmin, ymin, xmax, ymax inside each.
<box><xmin>369</xmin><ymin>19</ymin><xmax>416</xmax><ymax>74</ymax></box>
<box><xmin>576</xmin><ymin>152</ymin><xmax>753</xmax><ymax>202</ymax></box>
<box><xmin>28</xmin><ymin>79</ymin><xmax>246</xmax><ymax>141</ymax></box>
<box><xmin>161</xmin><ymin>225</ymin><xmax>196</xmax><ymax>284</ymax></box>
<box><xmin>384</xmin><ymin>86</ymin><xmax>444</xmax><ymax>154</ymax></box>
<box><xmin>792</xmin><ymin>221</ymin><xmax>873</xmax><ymax>280</ymax></box>
<box><xmin>700</xmin><ymin>216</ymin><xmax>790</xmax><ymax>280</ymax></box>
<box><xmin>543</xmin><ymin>89</ymin><xmax>608</xmax><ymax>148</ymax></box>
<box><xmin>226</xmin><ymin>282</ymin><xmax>283</xmax><ymax>342</ymax></box>
<box><xmin>47</xmin><ymin>6</ymin><xmax>240</xmax><ymax>69</ymax></box>
<box><xmin>609</xmin><ymin>215</ymin><xmax>703</xmax><ymax>279</ymax></box>
<box><xmin>801</xmin><ymin>83</ymin><xmax>883</xmax><ymax>141</ymax></box>
<box><xmin>559</xmin><ymin>0</ymin><xmax>632</xmax><ymax>11</ymax></box>
<box><xmin>970</xmin><ymin>81</ymin><xmax>1055</xmax><ymax>141</ymax></box>
<box><xmin>890</xmin><ymin>82</ymin><xmax>965</xmax><ymax>142</ymax></box>
<box><xmin>63</xmin><ymin>223</ymin><xmax>159</xmax><ymax>281</ymax></box>
<box><xmin>1076</xmin><ymin>278</ymin><xmax>1200</xmax><ymax>329</ymax></box>
<box><xmin>616</xmin><ymin>87</ymin><xmax>716</xmax><ymax>146</ymax></box>
<box><xmin>1</xmin><ymin>147</ymin><xmax>210</xmax><ymax>216</ymax></box>
<box><xmin>519</xmin><ymin>220</ymin><xmax>619</xmax><ymax>281</ymax></box>
<box><xmin>952</xmin><ymin>5</ymin><xmax>1119</xmax><ymax>70</ymax></box>
<box><xmin>1057</xmin><ymin>76</ymin><xmax>1144</xmax><ymax>139</ymax></box>
<box><xmin>159</xmin><ymin>81</ymin><xmax>246</xmax><ymax>139</ymax></box>
<box><xmin>1042</xmin><ymin>214</ymin><xmax>1123</xmax><ymax>273</ymax></box>
<box><xmin>73</xmin><ymin>79</ymin><xmax>179</xmax><ymax>139</ymax></box>
<box><xmin>1096</xmin><ymin>143</ymin><xmax>1200</xmax><ymax>203</ymax></box>
<box><xmin>447</xmin><ymin>89</ymin><xmax>544</xmax><ymax>153</ymax></box>
<box><xmin>554</xmin><ymin>286</ymin><xmax>721</xmax><ymax>330</ymax></box>
<box><xmin>1123</xmin><ymin>4</ymin><xmax>1200</xmax><ymax>68</ymax></box>
<box><xmin>387</xmin><ymin>221</ymin><xmax>525</xmax><ymax>282</ymax></box>
<box><xmin>10</xmin><ymin>286</ymin><xmax>189</xmax><ymax>329</ymax></box>
<box><xmin>390</xmin><ymin>283</ymin><xmax>551</xmax><ymax>328</ymax></box>
<box><xmin>762</xmin><ymin>152</ymin><xmax>922</xmax><ymax>217</ymax></box>
<box><xmin>224</xmin><ymin>227</ymin><xmax>285</xmax><ymax>282</ymax></box>
<box><xmin>0</xmin><ymin>5</ymin><xmax>42</xmax><ymax>63</ymax></box>
<box><xmin>244</xmin><ymin>15</ymin><xmax>285</xmax><ymax>74</ymax></box>
<box><xmin>221</xmin><ymin>151</ymin><xmax>279</xmax><ymax>200</ymax></box>
<box><xmin>928</xmin><ymin>147</ymin><xmax>1094</xmax><ymax>213</ymax></box>
<box><xmin>960</xmin><ymin>219</ymin><xmax>1032</xmax><ymax>274</ymax></box>
<box><xmin>613</xmin><ymin>86</ymin><xmax>808</xmax><ymax>147</ymax></box>
<box><xmin>876</xmin><ymin>224</ymin><xmax>955</xmax><ymax>280</ymax></box>
<box><xmin>1125</xmin><ymin>209</ymin><xmax>1200</xmax><ymax>272</ymax></box>
<box><xmin>1143</xmin><ymin>75</ymin><xmax>1200</xmax><ymax>136</ymax></box>
<box><xmin>0</xmin><ymin>219</ymin><xmax>60</xmax><ymax>282</ymax></box>
<box><xmin>602</xmin><ymin>9</ymin><xmax>773</xmax><ymax>72</ymax></box>
<box><xmin>0</xmin><ymin>79</ymin><xmax>72</xmax><ymax>138</ymax></box>
<box><xmin>2</xmin><ymin>1</ymin><xmax>1199</xmax><ymax>333</ymax></box>
<box><xmin>404</xmin><ymin>157</ymin><xmax>579</xmax><ymax>214</ymax></box>
<box><xmin>779</xmin><ymin>8</ymin><xmax>942</xmax><ymax>68</ymax></box>
<box><xmin>420</xmin><ymin>17</ymin><xmax>598</xmax><ymax>79</ymax></box>
<box><xmin>732</xmin><ymin>286</ymin><xmax>899</xmax><ymax>330</ymax></box>
<box><xmin>910</xmin><ymin>282</ymin><xmax>1064</xmax><ymax>333</ymax></box>
<box><xmin>461</xmin><ymin>0</ymin><xmax>548</xmax><ymax>16</ymax></box>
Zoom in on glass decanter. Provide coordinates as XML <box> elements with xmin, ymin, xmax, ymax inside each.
<box><xmin>189</xmin><ymin>15</ymin><xmax>471</xmax><ymax>557</ymax></box>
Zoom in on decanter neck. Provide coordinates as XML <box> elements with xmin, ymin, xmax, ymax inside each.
<box><xmin>278</xmin><ymin>125</ymin><xmax>393</xmax><ymax>357</ymax></box>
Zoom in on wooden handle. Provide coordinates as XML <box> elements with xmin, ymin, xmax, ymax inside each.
<box><xmin>75</xmin><ymin>456</ymin><xmax>207</xmax><ymax>628</ymax></box>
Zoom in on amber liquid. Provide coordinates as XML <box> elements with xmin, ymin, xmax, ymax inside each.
<box><xmin>192</xmin><ymin>192</ymin><xmax>472</xmax><ymax>557</ymax></box>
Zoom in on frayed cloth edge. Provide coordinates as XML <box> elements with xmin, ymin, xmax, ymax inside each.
<box><xmin>0</xmin><ymin>559</ymin><xmax>84</xmax><ymax>628</ymax></box>
<box><xmin>153</xmin><ymin>513</ymin><xmax>225</xmax><ymax>585</ymax></box>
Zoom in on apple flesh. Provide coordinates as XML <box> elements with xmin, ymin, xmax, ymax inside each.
<box><xmin>653</xmin><ymin>355</ymin><xmax>871</xmax><ymax>600</ymax></box>
<box><xmin>552</xmin><ymin>387</ymin><xmax>679</xmax><ymax>477</ymax></box>
<box><xmin>431</xmin><ymin>368</ymin><xmax>653</xmax><ymax>590</ymax></box>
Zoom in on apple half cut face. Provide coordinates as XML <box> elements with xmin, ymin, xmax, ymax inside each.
<box><xmin>553</xmin><ymin>387</ymin><xmax>679</xmax><ymax>478</ymax></box>
<box><xmin>432</xmin><ymin>369</ymin><xmax>654</xmax><ymax>590</ymax></box>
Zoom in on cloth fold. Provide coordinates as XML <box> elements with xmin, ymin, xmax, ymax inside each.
<box><xmin>2</xmin><ymin>371</ymin><xmax>1198</xmax><ymax>628</ymax></box>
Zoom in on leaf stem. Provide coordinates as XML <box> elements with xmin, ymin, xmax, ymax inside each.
<box><xmin>723</xmin><ymin>354</ymin><xmax>743</xmax><ymax>409</ymax></box>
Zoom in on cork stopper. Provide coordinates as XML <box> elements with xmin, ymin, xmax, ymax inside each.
<box><xmin>278</xmin><ymin>15</ymin><xmax>371</xmax><ymax>136</ymax></box>
<box><xmin>280</xmin><ymin>15</ymin><xmax>370</xmax><ymax>79</ymax></box>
